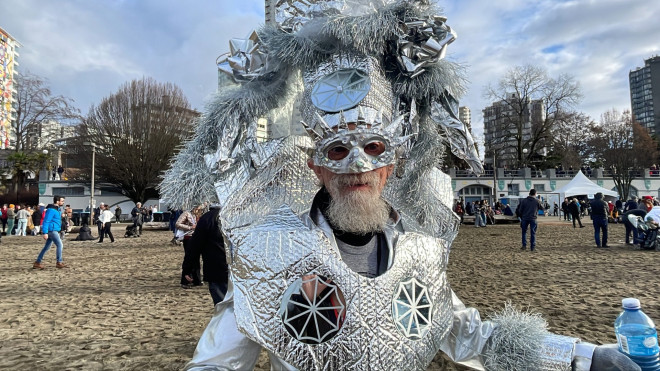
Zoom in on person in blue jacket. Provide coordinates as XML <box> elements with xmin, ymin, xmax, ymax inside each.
<box><xmin>33</xmin><ymin>195</ymin><xmax>67</xmax><ymax>269</ymax></box>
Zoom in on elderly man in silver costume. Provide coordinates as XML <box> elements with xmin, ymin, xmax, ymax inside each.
<box><xmin>161</xmin><ymin>1</ymin><xmax>639</xmax><ymax>370</ymax></box>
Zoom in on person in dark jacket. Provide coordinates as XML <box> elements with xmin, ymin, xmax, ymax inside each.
<box><xmin>74</xmin><ymin>224</ymin><xmax>96</xmax><ymax>241</ymax></box>
<box><xmin>183</xmin><ymin>205</ymin><xmax>229</xmax><ymax>305</ymax></box>
<box><xmin>589</xmin><ymin>192</ymin><xmax>610</xmax><ymax>248</ymax></box>
<box><xmin>623</xmin><ymin>197</ymin><xmax>638</xmax><ymax>212</ymax></box>
<box><xmin>32</xmin><ymin>204</ymin><xmax>43</xmax><ymax>234</ymax></box>
<box><xmin>515</xmin><ymin>189</ymin><xmax>542</xmax><ymax>251</ymax></box>
<box><xmin>622</xmin><ymin>208</ymin><xmax>647</xmax><ymax>247</ymax></box>
<box><xmin>114</xmin><ymin>206</ymin><xmax>122</xmax><ymax>223</ymax></box>
<box><xmin>568</xmin><ymin>198</ymin><xmax>584</xmax><ymax>228</ymax></box>
<box><xmin>561</xmin><ymin>198</ymin><xmax>571</xmax><ymax>221</ymax></box>
<box><xmin>131</xmin><ymin>202</ymin><xmax>144</xmax><ymax>237</ymax></box>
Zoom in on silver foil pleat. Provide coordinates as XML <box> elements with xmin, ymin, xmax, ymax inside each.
<box><xmin>275</xmin><ymin>0</ymin><xmax>392</xmax><ymax>32</ymax></box>
<box><xmin>219</xmin><ymin>135</ymin><xmax>318</xmax><ymax>231</ymax></box>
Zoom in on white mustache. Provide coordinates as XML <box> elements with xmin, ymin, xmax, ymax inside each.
<box><xmin>331</xmin><ymin>173</ymin><xmax>380</xmax><ymax>188</ymax></box>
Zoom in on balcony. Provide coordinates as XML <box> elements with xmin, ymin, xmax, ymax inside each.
<box><xmin>448</xmin><ymin>167</ymin><xmax>656</xmax><ymax>180</ymax></box>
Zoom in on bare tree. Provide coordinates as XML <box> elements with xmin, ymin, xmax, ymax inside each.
<box><xmin>484</xmin><ymin>65</ymin><xmax>582</xmax><ymax>167</ymax></box>
<box><xmin>587</xmin><ymin>109</ymin><xmax>658</xmax><ymax>200</ymax></box>
<box><xmin>12</xmin><ymin>72</ymin><xmax>80</xmax><ymax>151</ymax></box>
<box><xmin>551</xmin><ymin>111</ymin><xmax>595</xmax><ymax>169</ymax></box>
<box><xmin>75</xmin><ymin>77</ymin><xmax>198</xmax><ymax>203</ymax></box>
<box><xmin>3</xmin><ymin>151</ymin><xmax>48</xmax><ymax>195</ymax></box>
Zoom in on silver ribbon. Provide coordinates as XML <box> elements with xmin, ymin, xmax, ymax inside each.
<box><xmin>396</xmin><ymin>15</ymin><xmax>457</xmax><ymax>78</ymax></box>
<box><xmin>217</xmin><ymin>30</ymin><xmax>269</xmax><ymax>83</ymax></box>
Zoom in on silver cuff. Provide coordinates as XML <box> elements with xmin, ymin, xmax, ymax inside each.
<box><xmin>538</xmin><ymin>334</ymin><xmax>580</xmax><ymax>371</ymax></box>
<box><xmin>572</xmin><ymin>342</ymin><xmax>596</xmax><ymax>371</ymax></box>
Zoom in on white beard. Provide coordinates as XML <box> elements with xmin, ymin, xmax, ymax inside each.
<box><xmin>324</xmin><ymin>172</ymin><xmax>391</xmax><ymax>234</ymax></box>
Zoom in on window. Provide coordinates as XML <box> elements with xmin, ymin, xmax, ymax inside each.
<box><xmin>52</xmin><ymin>187</ymin><xmax>85</xmax><ymax>196</ymax></box>
<box><xmin>533</xmin><ymin>184</ymin><xmax>546</xmax><ymax>192</ymax></box>
<box><xmin>507</xmin><ymin>184</ymin><xmax>520</xmax><ymax>196</ymax></box>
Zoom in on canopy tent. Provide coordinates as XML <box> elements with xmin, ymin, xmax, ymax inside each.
<box><xmin>555</xmin><ymin>171</ymin><xmax>619</xmax><ymax>200</ymax></box>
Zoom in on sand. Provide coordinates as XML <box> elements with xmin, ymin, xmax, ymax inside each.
<box><xmin>1</xmin><ymin>219</ymin><xmax>659</xmax><ymax>370</ymax></box>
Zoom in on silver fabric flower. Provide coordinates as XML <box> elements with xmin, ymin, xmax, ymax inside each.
<box><xmin>217</xmin><ymin>30</ymin><xmax>269</xmax><ymax>83</ymax></box>
<box><xmin>396</xmin><ymin>15</ymin><xmax>457</xmax><ymax>78</ymax></box>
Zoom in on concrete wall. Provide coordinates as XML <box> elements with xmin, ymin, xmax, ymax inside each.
<box><xmin>37</xmin><ymin>180</ymin><xmax>161</xmax><ymax>213</ymax></box>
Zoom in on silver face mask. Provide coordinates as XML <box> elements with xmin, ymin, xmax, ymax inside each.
<box><xmin>313</xmin><ymin>127</ymin><xmax>395</xmax><ymax>174</ymax></box>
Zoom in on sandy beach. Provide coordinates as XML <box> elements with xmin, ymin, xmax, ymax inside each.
<box><xmin>1</xmin><ymin>219</ymin><xmax>659</xmax><ymax>370</ymax></box>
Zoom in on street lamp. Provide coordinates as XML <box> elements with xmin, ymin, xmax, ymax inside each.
<box><xmin>83</xmin><ymin>142</ymin><xmax>96</xmax><ymax>224</ymax></box>
<box><xmin>42</xmin><ymin>149</ymin><xmax>48</xmax><ymax>171</ymax></box>
<box><xmin>522</xmin><ymin>148</ymin><xmax>529</xmax><ymax>169</ymax></box>
<box><xmin>492</xmin><ymin>150</ymin><xmax>497</xmax><ymax>204</ymax></box>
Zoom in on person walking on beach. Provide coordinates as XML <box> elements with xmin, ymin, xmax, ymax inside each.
<box><xmin>516</xmin><ymin>189</ymin><xmax>542</xmax><ymax>251</ymax></box>
<box><xmin>590</xmin><ymin>192</ymin><xmax>610</xmax><ymax>248</ymax></box>
<box><xmin>569</xmin><ymin>198</ymin><xmax>584</xmax><ymax>228</ymax></box>
<box><xmin>184</xmin><ymin>204</ymin><xmax>229</xmax><ymax>305</ymax></box>
<box><xmin>33</xmin><ymin>195</ymin><xmax>67</xmax><ymax>269</ymax></box>
<box><xmin>131</xmin><ymin>202</ymin><xmax>144</xmax><ymax>237</ymax></box>
<box><xmin>98</xmin><ymin>205</ymin><xmax>115</xmax><ymax>243</ymax></box>
<box><xmin>94</xmin><ymin>202</ymin><xmax>105</xmax><ymax>237</ymax></box>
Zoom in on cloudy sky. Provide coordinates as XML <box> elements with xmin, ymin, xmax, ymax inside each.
<box><xmin>3</xmin><ymin>0</ymin><xmax>659</xmax><ymax>138</ymax></box>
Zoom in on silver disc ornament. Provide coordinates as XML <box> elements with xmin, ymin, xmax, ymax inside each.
<box><xmin>310</xmin><ymin>69</ymin><xmax>371</xmax><ymax>112</ymax></box>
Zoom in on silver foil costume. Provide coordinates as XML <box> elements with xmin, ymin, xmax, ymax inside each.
<box><xmin>161</xmin><ymin>0</ymin><xmax>596</xmax><ymax>370</ymax></box>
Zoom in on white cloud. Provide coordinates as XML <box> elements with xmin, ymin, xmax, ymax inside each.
<box><xmin>2</xmin><ymin>0</ymin><xmax>263</xmax><ymax>111</ymax></box>
<box><xmin>2</xmin><ymin>0</ymin><xmax>660</xmax><ymax>128</ymax></box>
<box><xmin>444</xmin><ymin>0</ymin><xmax>660</xmax><ymax>137</ymax></box>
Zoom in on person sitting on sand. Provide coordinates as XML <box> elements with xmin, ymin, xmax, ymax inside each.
<box><xmin>74</xmin><ymin>224</ymin><xmax>95</xmax><ymax>241</ymax></box>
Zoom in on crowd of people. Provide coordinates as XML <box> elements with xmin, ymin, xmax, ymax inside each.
<box><xmin>0</xmin><ymin>202</ymin><xmax>71</xmax><ymax>237</ymax></box>
<box><xmin>453</xmin><ymin>198</ymin><xmax>515</xmax><ymax>227</ymax></box>
<box><xmin>451</xmin><ymin>192</ymin><xmax>660</xmax><ymax>253</ymax></box>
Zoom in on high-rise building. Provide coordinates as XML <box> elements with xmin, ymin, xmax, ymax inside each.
<box><xmin>482</xmin><ymin>94</ymin><xmax>545</xmax><ymax>167</ymax></box>
<box><xmin>459</xmin><ymin>106</ymin><xmax>471</xmax><ymax>130</ymax></box>
<box><xmin>0</xmin><ymin>26</ymin><xmax>20</xmax><ymax>150</ymax></box>
<box><xmin>630</xmin><ymin>56</ymin><xmax>660</xmax><ymax>136</ymax></box>
<box><xmin>256</xmin><ymin>118</ymin><xmax>268</xmax><ymax>142</ymax></box>
<box><xmin>265</xmin><ymin>0</ymin><xmax>277</xmax><ymax>26</ymax></box>
<box><xmin>26</xmin><ymin>120</ymin><xmax>62</xmax><ymax>149</ymax></box>
<box><xmin>24</xmin><ymin>120</ymin><xmax>79</xmax><ymax>150</ymax></box>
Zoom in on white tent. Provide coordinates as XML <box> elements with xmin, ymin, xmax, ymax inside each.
<box><xmin>555</xmin><ymin>171</ymin><xmax>619</xmax><ymax>200</ymax></box>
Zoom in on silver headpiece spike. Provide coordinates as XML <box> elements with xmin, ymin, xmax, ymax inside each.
<box><xmin>373</xmin><ymin>109</ymin><xmax>384</xmax><ymax>127</ymax></box>
<box><xmin>383</xmin><ymin>114</ymin><xmax>405</xmax><ymax>136</ymax></box>
<box><xmin>301</xmin><ymin>120</ymin><xmax>323</xmax><ymax>141</ymax></box>
<box><xmin>314</xmin><ymin>112</ymin><xmax>334</xmax><ymax>136</ymax></box>
<box><xmin>338</xmin><ymin>112</ymin><xmax>348</xmax><ymax>130</ymax></box>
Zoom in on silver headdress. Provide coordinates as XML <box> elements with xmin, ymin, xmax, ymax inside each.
<box><xmin>161</xmin><ymin>0</ymin><xmax>482</xmax><ymax>210</ymax></box>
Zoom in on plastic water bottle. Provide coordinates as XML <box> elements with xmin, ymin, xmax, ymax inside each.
<box><xmin>615</xmin><ymin>298</ymin><xmax>660</xmax><ymax>371</ymax></box>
